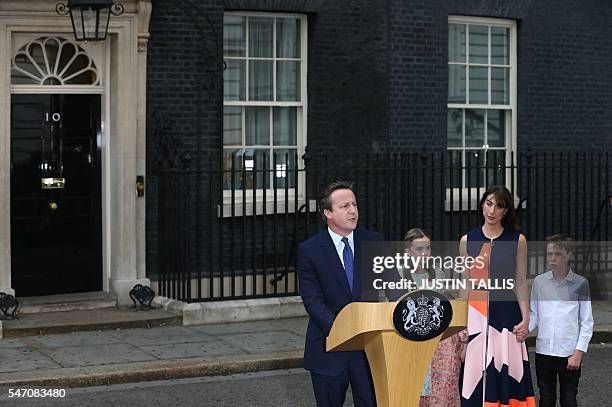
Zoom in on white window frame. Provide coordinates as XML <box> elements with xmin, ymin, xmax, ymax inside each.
<box><xmin>446</xmin><ymin>16</ymin><xmax>517</xmax><ymax>211</ymax></box>
<box><xmin>222</xmin><ymin>11</ymin><xmax>308</xmax><ymax>216</ymax></box>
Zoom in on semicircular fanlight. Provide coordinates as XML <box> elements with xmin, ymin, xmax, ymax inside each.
<box><xmin>11</xmin><ymin>37</ymin><xmax>99</xmax><ymax>86</ymax></box>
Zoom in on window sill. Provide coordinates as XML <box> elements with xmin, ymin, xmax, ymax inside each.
<box><xmin>217</xmin><ymin>199</ymin><xmax>318</xmax><ymax>218</ymax></box>
<box><xmin>444</xmin><ymin>189</ymin><xmax>524</xmax><ymax>212</ymax></box>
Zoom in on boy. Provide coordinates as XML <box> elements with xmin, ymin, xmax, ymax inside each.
<box><xmin>529</xmin><ymin>234</ymin><xmax>594</xmax><ymax>407</ymax></box>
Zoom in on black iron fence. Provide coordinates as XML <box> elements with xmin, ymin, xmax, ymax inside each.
<box><xmin>153</xmin><ymin>149</ymin><xmax>612</xmax><ymax>302</ymax></box>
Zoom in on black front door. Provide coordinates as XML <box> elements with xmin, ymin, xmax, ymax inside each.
<box><xmin>11</xmin><ymin>94</ymin><xmax>102</xmax><ymax>296</ymax></box>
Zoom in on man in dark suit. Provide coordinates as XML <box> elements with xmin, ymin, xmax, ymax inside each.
<box><xmin>299</xmin><ymin>180</ymin><xmax>383</xmax><ymax>407</ymax></box>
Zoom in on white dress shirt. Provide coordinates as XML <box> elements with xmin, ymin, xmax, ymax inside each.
<box><xmin>529</xmin><ymin>269</ymin><xmax>594</xmax><ymax>357</ymax></box>
<box><xmin>328</xmin><ymin>228</ymin><xmax>354</xmax><ymax>268</ymax></box>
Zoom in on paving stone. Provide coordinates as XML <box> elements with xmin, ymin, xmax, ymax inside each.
<box><xmin>190</xmin><ymin>319</ymin><xmax>305</xmax><ymax>336</ymax></box>
<box><xmin>140</xmin><ymin>340</ymin><xmax>247</xmax><ymax>360</ymax></box>
<box><xmin>0</xmin><ymin>348</ymin><xmax>60</xmax><ymax>373</ymax></box>
<box><xmin>43</xmin><ymin>343</ymin><xmax>157</xmax><ymax>368</ymax></box>
<box><xmin>221</xmin><ymin>331</ymin><xmax>304</xmax><ymax>354</ymax></box>
<box><xmin>0</xmin><ymin>339</ymin><xmax>28</xmax><ymax>349</ymax></box>
<box><xmin>278</xmin><ymin>318</ymin><xmax>308</xmax><ymax>337</ymax></box>
<box><xmin>26</xmin><ymin>331</ymin><xmax>121</xmax><ymax>348</ymax></box>
<box><xmin>105</xmin><ymin>326</ymin><xmax>215</xmax><ymax>346</ymax></box>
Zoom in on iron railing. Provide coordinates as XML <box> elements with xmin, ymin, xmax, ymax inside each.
<box><xmin>153</xmin><ymin>149</ymin><xmax>612</xmax><ymax>302</ymax></box>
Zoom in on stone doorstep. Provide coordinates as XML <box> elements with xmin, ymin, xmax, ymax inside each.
<box><xmin>16</xmin><ymin>292</ymin><xmax>118</xmax><ymax>315</ymax></box>
<box><xmin>0</xmin><ymin>351</ymin><xmax>304</xmax><ymax>388</ymax></box>
<box><xmin>1</xmin><ymin>308</ymin><xmax>182</xmax><ymax>338</ymax></box>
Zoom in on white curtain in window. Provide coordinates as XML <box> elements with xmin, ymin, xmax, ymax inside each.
<box><xmin>277</xmin><ymin>18</ymin><xmax>300</xmax><ymax>58</ymax></box>
<box><xmin>249</xmin><ymin>60</ymin><xmax>272</xmax><ymax>100</ymax></box>
<box><xmin>249</xmin><ymin>17</ymin><xmax>273</xmax><ymax>57</ymax></box>
<box><xmin>246</xmin><ymin>106</ymin><xmax>270</xmax><ymax>145</ymax></box>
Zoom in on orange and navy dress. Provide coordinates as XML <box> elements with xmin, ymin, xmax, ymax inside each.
<box><xmin>460</xmin><ymin>227</ymin><xmax>535</xmax><ymax>407</ymax></box>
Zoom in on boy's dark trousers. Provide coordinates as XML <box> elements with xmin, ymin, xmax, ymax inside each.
<box><xmin>535</xmin><ymin>352</ymin><xmax>581</xmax><ymax>407</ymax></box>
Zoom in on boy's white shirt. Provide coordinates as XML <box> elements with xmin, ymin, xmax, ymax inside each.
<box><xmin>529</xmin><ymin>269</ymin><xmax>594</xmax><ymax>357</ymax></box>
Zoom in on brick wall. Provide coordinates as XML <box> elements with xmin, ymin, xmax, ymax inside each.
<box><xmin>145</xmin><ymin>0</ymin><xmax>612</xmax><ymax>284</ymax></box>
<box><xmin>386</xmin><ymin>0</ymin><xmax>612</xmax><ymax>150</ymax></box>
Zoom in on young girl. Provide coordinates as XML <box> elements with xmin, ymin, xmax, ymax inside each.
<box><xmin>384</xmin><ymin>228</ymin><xmax>465</xmax><ymax>407</ymax></box>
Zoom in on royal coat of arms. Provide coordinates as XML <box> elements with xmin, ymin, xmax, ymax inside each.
<box><xmin>392</xmin><ymin>290</ymin><xmax>452</xmax><ymax>341</ymax></box>
<box><xmin>402</xmin><ymin>295</ymin><xmax>443</xmax><ymax>336</ymax></box>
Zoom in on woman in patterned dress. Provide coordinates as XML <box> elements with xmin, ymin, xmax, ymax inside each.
<box><xmin>383</xmin><ymin>228</ymin><xmax>465</xmax><ymax>407</ymax></box>
<box><xmin>459</xmin><ymin>185</ymin><xmax>535</xmax><ymax>407</ymax></box>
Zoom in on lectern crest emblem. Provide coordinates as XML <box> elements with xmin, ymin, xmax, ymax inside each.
<box><xmin>402</xmin><ymin>295</ymin><xmax>443</xmax><ymax>335</ymax></box>
<box><xmin>392</xmin><ymin>290</ymin><xmax>452</xmax><ymax>341</ymax></box>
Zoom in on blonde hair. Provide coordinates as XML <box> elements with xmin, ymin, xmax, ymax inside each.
<box><xmin>546</xmin><ymin>233</ymin><xmax>574</xmax><ymax>254</ymax></box>
<box><xmin>403</xmin><ymin>228</ymin><xmax>430</xmax><ymax>244</ymax></box>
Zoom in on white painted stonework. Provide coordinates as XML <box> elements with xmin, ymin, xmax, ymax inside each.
<box><xmin>0</xmin><ymin>0</ymin><xmax>151</xmax><ymax>305</ymax></box>
<box><xmin>153</xmin><ymin>295</ymin><xmax>308</xmax><ymax>326</ymax></box>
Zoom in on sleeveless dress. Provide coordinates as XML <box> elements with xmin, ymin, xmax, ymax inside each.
<box><xmin>460</xmin><ymin>227</ymin><xmax>535</xmax><ymax>407</ymax></box>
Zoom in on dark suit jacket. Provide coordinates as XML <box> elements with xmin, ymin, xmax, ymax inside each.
<box><xmin>298</xmin><ymin>227</ymin><xmax>384</xmax><ymax>375</ymax></box>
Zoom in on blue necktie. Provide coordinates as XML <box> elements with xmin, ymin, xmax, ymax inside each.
<box><xmin>341</xmin><ymin>237</ymin><xmax>354</xmax><ymax>292</ymax></box>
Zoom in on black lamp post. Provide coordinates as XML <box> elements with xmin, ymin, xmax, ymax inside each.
<box><xmin>56</xmin><ymin>0</ymin><xmax>124</xmax><ymax>41</ymax></box>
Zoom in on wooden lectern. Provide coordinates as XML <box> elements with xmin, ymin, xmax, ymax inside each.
<box><xmin>326</xmin><ymin>299</ymin><xmax>467</xmax><ymax>407</ymax></box>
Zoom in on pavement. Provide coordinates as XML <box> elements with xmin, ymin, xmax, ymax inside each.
<box><xmin>0</xmin><ymin>302</ymin><xmax>611</xmax><ymax>389</ymax></box>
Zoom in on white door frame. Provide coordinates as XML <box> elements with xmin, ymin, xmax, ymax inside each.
<box><xmin>0</xmin><ymin>0</ymin><xmax>151</xmax><ymax>305</ymax></box>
